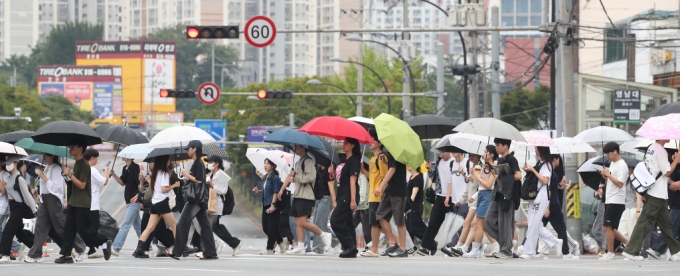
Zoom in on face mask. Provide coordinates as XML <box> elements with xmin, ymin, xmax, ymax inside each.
<box><xmin>6</xmin><ymin>163</ymin><xmax>14</xmax><ymax>172</ymax></box>
<box><xmin>207</xmin><ymin>164</ymin><xmax>214</xmax><ymax>171</ymax></box>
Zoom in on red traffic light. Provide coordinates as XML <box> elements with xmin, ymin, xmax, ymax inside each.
<box><xmin>160</xmin><ymin>89</ymin><xmax>169</xmax><ymax>97</ymax></box>
<box><xmin>257</xmin><ymin>89</ymin><xmax>267</xmax><ymax>99</ymax></box>
<box><xmin>187</xmin><ymin>27</ymin><xmax>200</xmax><ymax>38</ymax></box>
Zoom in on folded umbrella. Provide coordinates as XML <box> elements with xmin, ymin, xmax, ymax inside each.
<box><xmin>246</xmin><ymin>148</ymin><xmax>291</xmax><ymax>176</ymax></box>
<box><xmin>32</xmin><ymin>120</ymin><xmax>102</xmax><ymax>146</ymax></box>
<box><xmin>148</xmin><ymin>125</ymin><xmax>216</xmax><ymax>148</ymax></box>
<box><xmin>0</xmin><ymin>130</ymin><xmax>35</xmax><ymax>144</ymax></box>
<box><xmin>374</xmin><ymin>113</ymin><xmax>424</xmax><ymax>168</ymax></box>
<box><xmin>453</xmin><ymin>117</ymin><xmax>526</xmax><ymax>142</ymax></box>
<box><xmin>636</xmin><ymin>114</ymin><xmax>680</xmax><ymax>140</ymax></box>
<box><xmin>264</xmin><ymin>128</ymin><xmax>325</xmax><ymax>150</ymax></box>
<box><xmin>118</xmin><ymin>143</ymin><xmax>153</xmax><ymax>160</ymax></box>
<box><xmin>406</xmin><ymin>114</ymin><xmax>458</xmax><ymax>140</ymax></box>
<box><xmin>299</xmin><ymin>116</ymin><xmax>374</xmax><ymax>144</ymax></box>
<box><xmin>15</xmin><ymin>138</ymin><xmax>72</xmax><ymax>158</ymax></box>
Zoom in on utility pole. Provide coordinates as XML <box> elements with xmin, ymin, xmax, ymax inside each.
<box><xmin>491</xmin><ymin>6</ymin><xmax>501</xmax><ymax>119</ymax></box>
<box><xmin>469</xmin><ymin>30</ymin><xmax>479</xmax><ymax>118</ymax></box>
<box><xmin>401</xmin><ymin>0</ymin><xmax>411</xmax><ymax>118</ymax></box>
<box><xmin>357</xmin><ymin>0</ymin><xmax>364</xmax><ymax>117</ymax></box>
<box><xmin>437</xmin><ymin>42</ymin><xmax>445</xmax><ymax>116</ymax></box>
<box><xmin>289</xmin><ymin>113</ymin><xmax>294</xmax><ymax>127</ymax></box>
<box><xmin>211</xmin><ymin>41</ymin><xmax>216</xmax><ymax>83</ymax></box>
<box><xmin>554</xmin><ymin>0</ymin><xmax>563</xmax><ymax>136</ymax></box>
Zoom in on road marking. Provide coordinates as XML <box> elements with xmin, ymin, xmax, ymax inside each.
<box><xmin>31</xmin><ymin>264</ymin><xmax>240</xmax><ymax>273</ymax></box>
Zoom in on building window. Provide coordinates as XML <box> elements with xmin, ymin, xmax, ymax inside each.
<box><xmin>604</xmin><ymin>28</ymin><xmax>626</xmax><ymax>63</ymax></box>
<box><xmin>501</xmin><ymin>0</ymin><xmax>543</xmax><ymax>26</ymax></box>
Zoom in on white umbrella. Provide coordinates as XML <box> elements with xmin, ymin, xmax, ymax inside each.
<box><xmin>0</xmin><ymin>141</ymin><xmax>28</xmax><ymax>156</ymax></box>
<box><xmin>633</xmin><ymin>139</ymin><xmax>679</xmax><ymax>151</ymax></box>
<box><xmin>118</xmin><ymin>143</ymin><xmax>152</xmax><ymax>160</ymax></box>
<box><xmin>453</xmin><ymin>117</ymin><xmax>526</xmax><ymax>142</ymax></box>
<box><xmin>348</xmin><ymin>116</ymin><xmax>374</xmax><ymax>125</ymax></box>
<box><xmin>442</xmin><ymin>133</ymin><xmax>490</xmax><ymax>155</ymax></box>
<box><xmin>148</xmin><ymin>126</ymin><xmax>216</xmax><ymax>148</ymax></box>
<box><xmin>246</xmin><ymin>148</ymin><xmax>291</xmax><ymax>176</ymax></box>
<box><xmin>550</xmin><ymin>137</ymin><xmax>596</xmax><ymax>154</ymax></box>
<box><xmin>572</xmin><ymin>126</ymin><xmax>635</xmax><ymax>144</ymax></box>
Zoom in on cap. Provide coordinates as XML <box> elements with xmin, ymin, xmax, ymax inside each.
<box><xmin>4</xmin><ymin>155</ymin><xmax>22</xmax><ymax>165</ymax></box>
<box><xmin>183</xmin><ymin>140</ymin><xmax>203</xmax><ymax>150</ymax></box>
<box><xmin>204</xmin><ymin>155</ymin><xmax>222</xmax><ymax>164</ymax></box>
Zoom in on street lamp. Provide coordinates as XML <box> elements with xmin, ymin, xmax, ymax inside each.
<box><xmin>306</xmin><ymin>79</ymin><xmax>357</xmax><ymax>107</ymax></box>
<box><xmin>329</xmin><ymin>57</ymin><xmax>392</xmax><ymax>114</ymax></box>
<box><xmin>345</xmin><ymin>36</ymin><xmax>418</xmax><ymax>115</ymax></box>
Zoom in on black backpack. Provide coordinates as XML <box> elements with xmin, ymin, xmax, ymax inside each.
<box><xmin>300</xmin><ymin>156</ymin><xmax>323</xmax><ymax>200</ymax></box>
<box><xmin>521</xmin><ymin>162</ymin><xmax>549</xmax><ymax>200</ymax></box>
<box><xmin>221</xmin><ymin>187</ymin><xmax>235</xmax><ymax>215</ymax></box>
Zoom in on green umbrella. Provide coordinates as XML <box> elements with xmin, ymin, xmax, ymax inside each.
<box><xmin>15</xmin><ymin>138</ymin><xmax>74</xmax><ymax>159</ymax></box>
<box><xmin>374</xmin><ymin>113</ymin><xmax>424</xmax><ymax>168</ymax></box>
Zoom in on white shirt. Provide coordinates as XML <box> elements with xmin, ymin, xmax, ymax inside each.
<box><xmin>450</xmin><ymin>157</ymin><xmax>468</xmax><ymax>202</ymax></box>
<box><xmin>152</xmin><ymin>171</ymin><xmax>171</xmax><ymax>204</ymax></box>
<box><xmin>0</xmin><ymin>171</ymin><xmax>9</xmax><ymax>215</ymax></box>
<box><xmin>40</xmin><ymin>164</ymin><xmax>65</xmax><ymax>206</ymax></box>
<box><xmin>536</xmin><ymin>162</ymin><xmax>552</xmax><ymax>202</ymax></box>
<box><xmin>437</xmin><ymin>157</ymin><xmax>453</xmax><ymax>197</ymax></box>
<box><xmin>605</xmin><ymin>159</ymin><xmax>629</xmax><ymax>205</ymax></box>
<box><xmin>646</xmin><ymin>142</ymin><xmax>671</xmax><ymax>199</ymax></box>
<box><xmin>209</xmin><ymin>169</ymin><xmax>231</xmax><ymax>216</ymax></box>
<box><xmin>90</xmin><ymin>167</ymin><xmax>106</xmax><ymax>211</ymax></box>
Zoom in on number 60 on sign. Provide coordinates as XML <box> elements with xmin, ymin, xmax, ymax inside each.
<box><xmin>244</xmin><ymin>16</ymin><xmax>277</xmax><ymax>48</ymax></box>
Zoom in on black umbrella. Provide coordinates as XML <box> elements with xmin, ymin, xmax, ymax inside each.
<box><xmin>96</xmin><ymin>124</ymin><xmax>148</xmax><ymax>146</ymax></box>
<box><xmin>310</xmin><ymin>138</ymin><xmax>340</xmax><ymax>168</ymax></box>
<box><xmin>592</xmin><ymin>155</ymin><xmax>640</xmax><ymax>168</ymax></box>
<box><xmin>144</xmin><ymin>147</ymin><xmax>191</xmax><ymax>163</ymax></box>
<box><xmin>406</xmin><ymin>115</ymin><xmax>459</xmax><ymax>140</ymax></box>
<box><xmin>32</xmin><ymin>120</ymin><xmax>102</xmax><ymax>146</ymax></box>
<box><xmin>0</xmin><ymin>130</ymin><xmax>35</xmax><ymax>144</ymax></box>
<box><xmin>578</xmin><ymin>171</ymin><xmax>603</xmax><ymax>191</ymax></box>
<box><xmin>203</xmin><ymin>143</ymin><xmax>231</xmax><ymax>161</ymax></box>
<box><xmin>647</xmin><ymin>102</ymin><xmax>680</xmax><ymax>119</ymax></box>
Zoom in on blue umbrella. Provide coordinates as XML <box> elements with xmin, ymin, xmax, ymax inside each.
<box><xmin>264</xmin><ymin>128</ymin><xmax>325</xmax><ymax>150</ymax></box>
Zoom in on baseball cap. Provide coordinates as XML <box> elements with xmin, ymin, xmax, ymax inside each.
<box><xmin>183</xmin><ymin>140</ymin><xmax>203</xmax><ymax>150</ymax></box>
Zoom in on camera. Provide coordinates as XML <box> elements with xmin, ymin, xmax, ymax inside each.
<box><xmin>13</xmin><ymin>107</ymin><xmax>21</xmax><ymax>117</ymax></box>
<box><xmin>26</xmin><ymin>117</ymin><xmax>32</xmax><ymax>123</ymax></box>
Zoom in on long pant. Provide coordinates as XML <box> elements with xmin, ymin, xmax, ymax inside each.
<box><xmin>651</xmin><ymin>208</ymin><xmax>680</xmax><ymax>254</ymax></box>
<box><xmin>523</xmin><ymin>197</ymin><xmax>558</xmax><ymax>255</ymax></box>
<box><xmin>352</xmin><ymin>209</ymin><xmax>371</xmax><ymax>246</ymax></box>
<box><xmin>312</xmin><ymin>196</ymin><xmax>340</xmax><ymax>253</ymax></box>
<box><xmin>112</xmin><ymin>203</ymin><xmax>142</xmax><ymax>251</ymax></box>
<box><xmin>28</xmin><ymin>194</ymin><xmax>85</xmax><ymax>258</ymax></box>
<box><xmin>59</xmin><ymin>206</ymin><xmax>108</xmax><ymax>256</ymax></box>
<box><xmin>0</xmin><ymin>202</ymin><xmax>34</xmax><ymax>255</ymax></box>
<box><xmin>421</xmin><ymin>196</ymin><xmax>449</xmax><ymax>252</ymax></box>
<box><xmin>262</xmin><ymin>206</ymin><xmax>283</xmax><ymax>250</ymax></box>
<box><xmin>140</xmin><ymin>212</ymin><xmax>174</xmax><ymax>248</ymax></box>
<box><xmin>625</xmin><ymin>195</ymin><xmax>680</xmax><ymax>256</ymax></box>
<box><xmin>187</xmin><ymin>218</ymin><xmax>201</xmax><ymax>249</ymax></box>
<box><xmin>330</xmin><ymin>199</ymin><xmax>356</xmax><ymax>250</ymax></box>
<box><xmin>172</xmin><ymin>202</ymin><xmax>216</xmax><ymax>257</ymax></box>
<box><xmin>0</xmin><ymin>214</ymin><xmax>21</xmax><ymax>252</ymax></box>
<box><xmin>484</xmin><ymin>199</ymin><xmax>515</xmax><ymax>256</ymax></box>
<box><xmin>538</xmin><ymin>223</ymin><xmax>578</xmax><ymax>255</ymax></box>
<box><xmin>619</xmin><ymin>206</ymin><xmax>639</xmax><ymax>240</ymax></box>
<box><xmin>406</xmin><ymin>209</ymin><xmax>427</xmax><ymax>244</ymax></box>
<box><xmin>541</xmin><ymin>210</ymin><xmax>569</xmax><ymax>255</ymax></box>
<box><xmin>209</xmin><ymin>215</ymin><xmax>241</xmax><ymax>248</ymax></box>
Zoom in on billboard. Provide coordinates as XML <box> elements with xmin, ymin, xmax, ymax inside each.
<box><xmin>247</xmin><ymin>126</ymin><xmax>282</xmax><ymax>150</ymax></box>
<box><xmin>93</xmin><ymin>83</ymin><xmax>114</xmax><ymax>119</ymax></box>
<box><xmin>37</xmin><ymin>65</ymin><xmax>122</xmax><ymax>112</ymax></box>
<box><xmin>144</xmin><ymin>59</ymin><xmax>174</xmax><ymax>105</ymax></box>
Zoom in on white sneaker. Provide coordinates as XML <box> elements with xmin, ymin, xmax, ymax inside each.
<box><xmin>599</xmin><ymin>253</ymin><xmax>615</xmax><ymax>261</ymax></box>
<box><xmin>664</xmin><ymin>250</ymin><xmax>672</xmax><ymax>261</ymax></box>
<box><xmin>215</xmin><ymin>241</ymin><xmax>225</xmax><ymax>255</ymax></box>
<box><xmin>463</xmin><ymin>242</ymin><xmax>482</xmax><ymax>258</ymax></box>
<box><xmin>279</xmin><ymin>238</ymin><xmax>289</xmax><ymax>254</ymax></box>
<box><xmin>481</xmin><ymin>244</ymin><xmax>488</xmax><ymax>256</ymax></box>
<box><xmin>333</xmin><ymin>244</ymin><xmax>342</xmax><ymax>255</ymax></box>
<box><xmin>671</xmin><ymin>252</ymin><xmax>680</xmax><ymax>262</ymax></box>
<box><xmin>111</xmin><ymin>250</ymin><xmax>120</xmax><ymax>257</ymax></box>
<box><xmin>232</xmin><ymin>241</ymin><xmax>243</xmax><ymax>257</ymax></box>
<box><xmin>88</xmin><ymin>252</ymin><xmax>103</xmax><ymax>259</ymax></box>
<box><xmin>622</xmin><ymin>252</ymin><xmax>644</xmax><ymax>261</ymax></box>
<box><xmin>517</xmin><ymin>245</ymin><xmax>524</xmax><ymax>255</ymax></box>
<box><xmin>519</xmin><ymin>254</ymin><xmax>535</xmax><ymax>260</ymax></box>
<box><xmin>321</xmin><ymin>232</ymin><xmax>332</xmax><ymax>252</ymax></box>
<box><xmin>570</xmin><ymin>241</ymin><xmax>580</xmax><ymax>256</ymax></box>
<box><xmin>24</xmin><ymin>256</ymin><xmax>43</xmax><ymax>263</ymax></box>
<box><xmin>562</xmin><ymin>253</ymin><xmax>579</xmax><ymax>260</ymax></box>
<box><xmin>536</xmin><ymin>253</ymin><xmax>549</xmax><ymax>260</ymax></box>
<box><xmin>646</xmin><ymin>248</ymin><xmax>661</xmax><ymax>260</ymax></box>
<box><xmin>16</xmin><ymin>244</ymin><xmax>26</xmax><ymax>262</ymax></box>
<box><xmin>486</xmin><ymin>242</ymin><xmax>499</xmax><ymax>255</ymax></box>
<box><xmin>259</xmin><ymin>249</ymin><xmax>274</xmax><ymax>255</ymax></box>
<box><xmin>74</xmin><ymin>250</ymin><xmax>87</xmax><ymax>262</ymax></box>
<box><xmin>554</xmin><ymin>239</ymin><xmax>564</xmax><ymax>258</ymax></box>
<box><xmin>0</xmin><ymin>256</ymin><xmax>10</xmax><ymax>263</ymax></box>
<box><xmin>287</xmin><ymin>245</ymin><xmax>305</xmax><ymax>255</ymax></box>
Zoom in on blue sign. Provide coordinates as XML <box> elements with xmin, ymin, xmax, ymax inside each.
<box><xmin>195</xmin><ymin>119</ymin><xmax>227</xmax><ymax>148</ymax></box>
<box><xmin>93</xmin><ymin>83</ymin><xmax>113</xmax><ymax>119</ymax></box>
<box><xmin>247</xmin><ymin>126</ymin><xmax>282</xmax><ymax>150</ymax></box>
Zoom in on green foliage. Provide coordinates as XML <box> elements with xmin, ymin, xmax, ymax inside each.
<box><xmin>500</xmin><ymin>85</ymin><xmax>550</xmax><ymax>130</ymax></box>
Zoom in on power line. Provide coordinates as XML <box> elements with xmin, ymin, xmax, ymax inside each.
<box><xmin>598</xmin><ymin>0</ymin><xmax>617</xmax><ymax>28</ymax></box>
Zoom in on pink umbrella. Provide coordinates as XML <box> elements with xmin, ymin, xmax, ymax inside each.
<box><xmin>0</xmin><ymin>141</ymin><xmax>28</xmax><ymax>156</ymax></box>
<box><xmin>516</xmin><ymin>131</ymin><xmax>557</xmax><ymax>148</ymax></box>
<box><xmin>636</xmin><ymin>114</ymin><xmax>680</xmax><ymax>140</ymax></box>
<box><xmin>270</xmin><ymin>150</ymin><xmax>293</xmax><ymax>165</ymax></box>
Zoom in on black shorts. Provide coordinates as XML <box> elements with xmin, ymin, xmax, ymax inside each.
<box><xmin>150</xmin><ymin>198</ymin><xmax>172</xmax><ymax>215</ymax></box>
<box><xmin>376</xmin><ymin>196</ymin><xmax>407</xmax><ymax>226</ymax></box>
<box><xmin>368</xmin><ymin>202</ymin><xmax>382</xmax><ymax>226</ymax></box>
<box><xmin>290</xmin><ymin>198</ymin><xmax>315</xmax><ymax>218</ymax></box>
<box><xmin>604</xmin><ymin>204</ymin><xmax>625</xmax><ymax>230</ymax></box>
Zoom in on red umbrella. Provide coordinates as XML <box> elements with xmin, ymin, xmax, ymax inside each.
<box><xmin>299</xmin><ymin>116</ymin><xmax>374</xmax><ymax>144</ymax></box>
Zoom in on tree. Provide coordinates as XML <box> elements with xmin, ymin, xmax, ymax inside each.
<box><xmin>500</xmin><ymin>85</ymin><xmax>550</xmax><ymax>130</ymax></box>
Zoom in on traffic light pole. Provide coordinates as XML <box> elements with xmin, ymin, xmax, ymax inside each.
<box><xmin>222</xmin><ymin>92</ymin><xmax>438</xmax><ymax>97</ymax></box>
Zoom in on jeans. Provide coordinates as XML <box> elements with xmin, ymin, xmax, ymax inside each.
<box><xmin>651</xmin><ymin>208</ymin><xmax>680</xmax><ymax>254</ymax></box>
<box><xmin>0</xmin><ymin>214</ymin><xmax>21</xmax><ymax>253</ymax></box>
<box><xmin>112</xmin><ymin>203</ymin><xmax>142</xmax><ymax>251</ymax></box>
<box><xmin>624</xmin><ymin>195</ymin><xmax>680</xmax><ymax>256</ymax></box>
<box><xmin>312</xmin><ymin>196</ymin><xmax>340</xmax><ymax>253</ymax></box>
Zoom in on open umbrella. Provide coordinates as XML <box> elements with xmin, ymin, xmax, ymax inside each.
<box><xmin>96</xmin><ymin>124</ymin><xmax>148</xmax><ymax>146</ymax></box>
<box><xmin>0</xmin><ymin>130</ymin><xmax>35</xmax><ymax>144</ymax></box>
<box><xmin>438</xmin><ymin>133</ymin><xmax>489</xmax><ymax>155</ymax></box>
<box><xmin>577</xmin><ymin>156</ymin><xmax>605</xmax><ymax>190</ymax></box>
<box><xmin>453</xmin><ymin>117</ymin><xmax>526</xmax><ymax>142</ymax></box>
<box><xmin>572</xmin><ymin>126</ymin><xmax>635</xmax><ymax>145</ymax></box>
<box><xmin>0</xmin><ymin>141</ymin><xmax>28</xmax><ymax>156</ymax></box>
<box><xmin>203</xmin><ymin>143</ymin><xmax>231</xmax><ymax>161</ymax></box>
<box><xmin>591</xmin><ymin>155</ymin><xmax>640</xmax><ymax>168</ymax></box>
<box><xmin>512</xmin><ymin>132</ymin><xmax>557</xmax><ymax>151</ymax></box>
<box><xmin>551</xmin><ymin>137</ymin><xmax>596</xmax><ymax>154</ymax></box>
<box><xmin>32</xmin><ymin>120</ymin><xmax>102</xmax><ymax>146</ymax></box>
<box><xmin>647</xmin><ymin>101</ymin><xmax>680</xmax><ymax>119</ymax></box>
<box><xmin>264</xmin><ymin>128</ymin><xmax>325</xmax><ymax>150</ymax></box>
<box><xmin>246</xmin><ymin>148</ymin><xmax>291</xmax><ymax>176</ymax></box>
<box><xmin>144</xmin><ymin>147</ymin><xmax>192</xmax><ymax>162</ymax></box>
<box><xmin>406</xmin><ymin>114</ymin><xmax>458</xmax><ymax>140</ymax></box>
<box><xmin>348</xmin><ymin>116</ymin><xmax>374</xmax><ymax>129</ymax></box>
<box><xmin>636</xmin><ymin>113</ymin><xmax>680</xmax><ymax>140</ymax></box>
<box><xmin>309</xmin><ymin>138</ymin><xmax>340</xmax><ymax>168</ymax></box>
<box><xmin>299</xmin><ymin>116</ymin><xmax>374</xmax><ymax>144</ymax></box>
<box><xmin>270</xmin><ymin>150</ymin><xmax>294</xmax><ymax>165</ymax></box>
<box><xmin>15</xmin><ymin>138</ymin><xmax>72</xmax><ymax>158</ymax></box>
<box><xmin>148</xmin><ymin>125</ymin><xmax>216</xmax><ymax>148</ymax></box>
<box><xmin>374</xmin><ymin>113</ymin><xmax>424</xmax><ymax>168</ymax></box>
<box><xmin>118</xmin><ymin>143</ymin><xmax>153</xmax><ymax>160</ymax></box>
<box><xmin>23</xmin><ymin>154</ymin><xmax>44</xmax><ymax>166</ymax></box>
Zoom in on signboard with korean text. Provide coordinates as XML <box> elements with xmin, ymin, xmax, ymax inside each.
<box><xmin>613</xmin><ymin>90</ymin><xmax>641</xmax><ymax>123</ymax></box>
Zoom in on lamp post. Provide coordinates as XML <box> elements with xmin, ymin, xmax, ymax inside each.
<box><xmin>329</xmin><ymin>57</ymin><xmax>391</xmax><ymax>114</ymax></box>
<box><xmin>307</xmin><ymin>79</ymin><xmax>358</xmax><ymax>107</ymax></box>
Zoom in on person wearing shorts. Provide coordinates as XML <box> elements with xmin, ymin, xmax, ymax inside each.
<box><xmin>598</xmin><ymin>142</ymin><xmax>629</xmax><ymax>261</ymax></box>
<box><xmin>375</xmin><ymin>149</ymin><xmax>409</xmax><ymax>258</ymax></box>
<box><xmin>361</xmin><ymin>135</ymin><xmax>393</xmax><ymax>257</ymax></box>
<box><xmin>463</xmin><ymin>146</ymin><xmax>498</xmax><ymax>258</ymax></box>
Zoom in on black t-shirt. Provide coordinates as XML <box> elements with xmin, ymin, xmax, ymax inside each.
<box><xmin>668</xmin><ymin>166</ymin><xmax>680</xmax><ymax>209</ymax></box>
<box><xmin>121</xmin><ymin>162</ymin><xmax>141</xmax><ymax>204</ymax></box>
<box><xmin>408</xmin><ymin>173</ymin><xmax>424</xmax><ymax>207</ymax></box>
<box><xmin>548</xmin><ymin>171</ymin><xmax>561</xmax><ymax>213</ymax></box>
<box><xmin>386</xmin><ymin>154</ymin><xmax>408</xmax><ymax>197</ymax></box>
<box><xmin>170</xmin><ymin>170</ymin><xmax>184</xmax><ymax>212</ymax></box>
<box><xmin>555</xmin><ymin>169</ymin><xmax>565</xmax><ymax>207</ymax></box>
<box><xmin>337</xmin><ymin>154</ymin><xmax>361</xmax><ymax>203</ymax></box>
<box><xmin>317</xmin><ymin>169</ymin><xmax>332</xmax><ymax>197</ymax></box>
<box><xmin>189</xmin><ymin>159</ymin><xmax>206</xmax><ymax>183</ymax></box>
<box><xmin>495</xmin><ymin>153</ymin><xmax>521</xmax><ymax>202</ymax></box>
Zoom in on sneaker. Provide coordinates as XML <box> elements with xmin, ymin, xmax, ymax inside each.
<box><xmin>536</xmin><ymin>253</ymin><xmax>549</xmax><ymax>260</ymax></box>
<box><xmin>486</xmin><ymin>242</ymin><xmax>500</xmax><ymax>256</ymax></box>
<box><xmin>74</xmin><ymin>250</ymin><xmax>87</xmax><ymax>262</ymax></box>
<box><xmin>360</xmin><ymin>250</ymin><xmax>380</xmax><ymax>257</ymax></box>
<box><xmin>279</xmin><ymin>238</ymin><xmax>289</xmax><ymax>254</ymax></box>
<box><xmin>111</xmin><ymin>250</ymin><xmax>120</xmax><ymax>257</ymax></box>
<box><xmin>555</xmin><ymin>239</ymin><xmax>564</xmax><ymax>258</ymax></box>
<box><xmin>321</xmin><ymin>232</ymin><xmax>332</xmax><ymax>252</ymax></box>
<box><xmin>622</xmin><ymin>252</ymin><xmax>644</xmax><ymax>261</ymax></box>
<box><xmin>562</xmin><ymin>253</ymin><xmax>579</xmax><ymax>260</ymax></box>
<box><xmin>492</xmin><ymin>252</ymin><xmax>511</xmax><ymax>259</ymax></box>
<box><xmin>519</xmin><ymin>254</ymin><xmax>535</xmax><ymax>260</ymax></box>
<box><xmin>387</xmin><ymin>248</ymin><xmax>408</xmax><ymax>258</ymax></box>
<box><xmin>570</xmin><ymin>241</ymin><xmax>580</xmax><ymax>256</ymax></box>
<box><xmin>671</xmin><ymin>252</ymin><xmax>680</xmax><ymax>262</ymax></box>
<box><xmin>259</xmin><ymin>249</ymin><xmax>274</xmax><ymax>255</ymax></box>
<box><xmin>0</xmin><ymin>256</ymin><xmax>10</xmax><ymax>263</ymax></box>
<box><xmin>517</xmin><ymin>245</ymin><xmax>524</xmax><ymax>255</ymax></box>
<box><xmin>287</xmin><ymin>245</ymin><xmax>305</xmax><ymax>255</ymax></box>
<box><xmin>664</xmin><ymin>250</ymin><xmax>672</xmax><ymax>261</ymax></box>
<box><xmin>54</xmin><ymin>256</ymin><xmax>74</xmax><ymax>264</ymax></box>
<box><xmin>381</xmin><ymin>244</ymin><xmax>399</xmax><ymax>256</ymax></box>
<box><xmin>102</xmin><ymin>240</ymin><xmax>112</xmax><ymax>261</ymax></box>
<box><xmin>195</xmin><ymin>252</ymin><xmax>204</xmax><ymax>259</ymax></box>
<box><xmin>416</xmin><ymin>248</ymin><xmax>431</xmax><ymax>256</ymax></box>
<box><xmin>24</xmin><ymin>256</ymin><xmax>43</xmax><ymax>263</ymax></box>
<box><xmin>599</xmin><ymin>253</ymin><xmax>615</xmax><ymax>261</ymax></box>
<box><xmin>441</xmin><ymin>247</ymin><xmax>463</xmax><ymax>257</ymax></box>
<box><xmin>232</xmin><ymin>240</ymin><xmax>243</xmax><ymax>257</ymax></box>
<box><xmin>647</xmin><ymin>248</ymin><xmax>661</xmax><ymax>260</ymax></box>
<box><xmin>333</xmin><ymin>244</ymin><xmax>342</xmax><ymax>255</ymax></box>
<box><xmin>215</xmin><ymin>241</ymin><xmax>225</xmax><ymax>255</ymax></box>
<box><xmin>407</xmin><ymin>246</ymin><xmax>417</xmax><ymax>255</ymax></box>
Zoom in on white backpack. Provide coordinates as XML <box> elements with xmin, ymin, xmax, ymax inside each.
<box><xmin>630</xmin><ymin>161</ymin><xmax>662</xmax><ymax>195</ymax></box>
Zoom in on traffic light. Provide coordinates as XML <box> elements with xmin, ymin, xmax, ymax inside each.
<box><xmin>159</xmin><ymin>89</ymin><xmax>196</xmax><ymax>98</ymax></box>
<box><xmin>186</xmin><ymin>26</ymin><xmax>239</xmax><ymax>39</ymax></box>
<box><xmin>256</xmin><ymin>89</ymin><xmax>293</xmax><ymax>100</ymax></box>
<box><xmin>450</xmin><ymin>65</ymin><xmax>482</xmax><ymax>76</ymax></box>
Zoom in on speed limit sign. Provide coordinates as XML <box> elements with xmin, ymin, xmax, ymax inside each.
<box><xmin>244</xmin><ymin>16</ymin><xmax>277</xmax><ymax>48</ymax></box>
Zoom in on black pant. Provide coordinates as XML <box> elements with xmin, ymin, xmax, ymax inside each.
<box><xmin>262</xmin><ymin>206</ymin><xmax>282</xmax><ymax>250</ymax></box>
<box><xmin>0</xmin><ymin>201</ymin><xmax>34</xmax><ymax>255</ymax></box>
<box><xmin>210</xmin><ymin>216</ymin><xmax>241</xmax><ymax>248</ymax></box>
<box><xmin>141</xmin><ymin>212</ymin><xmax>175</xmax><ymax>248</ymax></box>
<box><xmin>87</xmin><ymin>211</ymin><xmax>101</xmax><ymax>254</ymax></box>
<box><xmin>421</xmin><ymin>196</ymin><xmax>449</xmax><ymax>252</ymax></box>
<box><xmin>59</xmin><ymin>206</ymin><xmax>108</xmax><ymax>256</ymax></box>
<box><xmin>172</xmin><ymin>202</ymin><xmax>216</xmax><ymax>257</ymax></box>
<box><xmin>352</xmin><ymin>210</ymin><xmax>371</xmax><ymax>245</ymax></box>
<box><xmin>406</xmin><ymin>209</ymin><xmax>427</xmax><ymax>244</ymax></box>
<box><xmin>542</xmin><ymin>210</ymin><xmax>569</xmax><ymax>255</ymax></box>
<box><xmin>330</xmin><ymin>199</ymin><xmax>356</xmax><ymax>250</ymax></box>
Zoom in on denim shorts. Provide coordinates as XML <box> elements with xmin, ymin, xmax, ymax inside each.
<box><xmin>476</xmin><ymin>190</ymin><xmax>492</xmax><ymax>218</ymax></box>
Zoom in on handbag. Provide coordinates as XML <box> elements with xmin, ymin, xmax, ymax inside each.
<box><xmin>207</xmin><ymin>188</ymin><xmax>218</xmax><ymax>214</ymax></box>
<box><xmin>183</xmin><ymin>181</ymin><xmax>210</xmax><ymax>204</ymax></box>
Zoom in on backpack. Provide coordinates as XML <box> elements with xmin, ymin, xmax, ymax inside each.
<box><xmin>221</xmin><ymin>187</ymin><xmax>236</xmax><ymax>215</ymax></box>
<box><xmin>300</xmin><ymin>156</ymin><xmax>323</xmax><ymax>200</ymax></box>
<box><xmin>13</xmin><ymin>175</ymin><xmax>35</xmax><ymax>219</ymax></box>
<box><xmin>357</xmin><ymin>174</ymin><xmax>369</xmax><ymax>210</ymax></box>
<box><xmin>521</xmin><ymin>162</ymin><xmax>548</xmax><ymax>200</ymax></box>
<box><xmin>630</xmin><ymin>161</ymin><xmax>661</xmax><ymax>196</ymax></box>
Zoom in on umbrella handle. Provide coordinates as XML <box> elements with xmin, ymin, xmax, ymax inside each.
<box><xmin>109</xmin><ymin>143</ymin><xmax>121</xmax><ymax>178</ymax></box>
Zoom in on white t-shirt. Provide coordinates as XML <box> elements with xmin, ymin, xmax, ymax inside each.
<box><xmin>450</xmin><ymin>157</ymin><xmax>468</xmax><ymax>202</ymax></box>
<box><xmin>0</xmin><ymin>171</ymin><xmax>9</xmax><ymax>215</ymax></box>
<box><xmin>90</xmin><ymin>167</ymin><xmax>106</xmax><ymax>211</ymax></box>
<box><xmin>605</xmin><ymin>159</ymin><xmax>629</xmax><ymax>205</ymax></box>
<box><xmin>152</xmin><ymin>171</ymin><xmax>171</xmax><ymax>204</ymax></box>
<box><xmin>536</xmin><ymin>162</ymin><xmax>552</xmax><ymax>202</ymax></box>
<box><xmin>646</xmin><ymin>142</ymin><xmax>671</xmax><ymax>200</ymax></box>
<box><xmin>437</xmin><ymin>157</ymin><xmax>453</xmax><ymax>197</ymax></box>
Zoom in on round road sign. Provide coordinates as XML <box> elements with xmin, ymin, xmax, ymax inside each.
<box><xmin>244</xmin><ymin>16</ymin><xmax>277</xmax><ymax>48</ymax></box>
<box><xmin>198</xmin><ymin>82</ymin><xmax>220</xmax><ymax>105</ymax></box>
